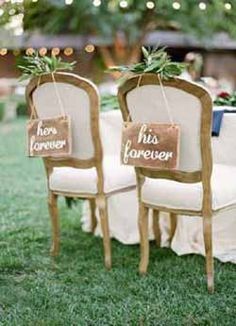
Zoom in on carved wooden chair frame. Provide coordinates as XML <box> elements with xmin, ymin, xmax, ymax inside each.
<box><xmin>26</xmin><ymin>72</ymin><xmax>119</xmax><ymax>269</ymax></box>
<box><xmin>118</xmin><ymin>74</ymin><xmax>219</xmax><ymax>292</ymax></box>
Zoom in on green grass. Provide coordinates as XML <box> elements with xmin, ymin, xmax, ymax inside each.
<box><xmin>0</xmin><ymin>119</ymin><xmax>236</xmax><ymax>326</ymax></box>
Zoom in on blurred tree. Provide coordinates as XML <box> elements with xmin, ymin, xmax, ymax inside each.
<box><xmin>0</xmin><ymin>0</ymin><xmax>236</xmax><ymax>73</ymax></box>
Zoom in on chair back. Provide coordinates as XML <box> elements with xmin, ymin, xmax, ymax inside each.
<box><xmin>118</xmin><ymin>74</ymin><xmax>213</xmax><ymax>186</ymax></box>
<box><xmin>26</xmin><ymin>72</ymin><xmax>103</xmax><ymax>169</ymax></box>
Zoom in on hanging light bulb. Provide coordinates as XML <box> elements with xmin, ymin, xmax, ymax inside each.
<box><xmin>172</xmin><ymin>2</ymin><xmax>181</xmax><ymax>10</ymax></box>
<box><xmin>93</xmin><ymin>0</ymin><xmax>101</xmax><ymax>7</ymax></box>
<box><xmin>64</xmin><ymin>47</ymin><xmax>74</xmax><ymax>56</ymax></box>
<box><xmin>85</xmin><ymin>44</ymin><xmax>95</xmax><ymax>53</ymax></box>
<box><xmin>199</xmin><ymin>2</ymin><xmax>207</xmax><ymax>10</ymax></box>
<box><xmin>52</xmin><ymin>48</ymin><xmax>60</xmax><ymax>56</ymax></box>
<box><xmin>39</xmin><ymin>47</ymin><xmax>47</xmax><ymax>56</ymax></box>
<box><xmin>0</xmin><ymin>48</ymin><xmax>8</xmax><ymax>56</ymax></box>
<box><xmin>119</xmin><ymin>1</ymin><xmax>128</xmax><ymax>9</ymax></box>
<box><xmin>9</xmin><ymin>9</ymin><xmax>16</xmax><ymax>16</ymax></box>
<box><xmin>224</xmin><ymin>2</ymin><xmax>232</xmax><ymax>10</ymax></box>
<box><xmin>65</xmin><ymin>0</ymin><xmax>73</xmax><ymax>5</ymax></box>
<box><xmin>146</xmin><ymin>1</ymin><xmax>155</xmax><ymax>9</ymax></box>
<box><xmin>13</xmin><ymin>49</ymin><xmax>21</xmax><ymax>56</ymax></box>
<box><xmin>26</xmin><ymin>48</ymin><xmax>35</xmax><ymax>56</ymax></box>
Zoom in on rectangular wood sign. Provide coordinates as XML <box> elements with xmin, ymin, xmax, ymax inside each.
<box><xmin>27</xmin><ymin>115</ymin><xmax>72</xmax><ymax>157</ymax></box>
<box><xmin>121</xmin><ymin>122</ymin><xmax>180</xmax><ymax>169</ymax></box>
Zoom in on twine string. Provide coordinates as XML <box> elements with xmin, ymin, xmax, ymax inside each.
<box><xmin>157</xmin><ymin>74</ymin><xmax>174</xmax><ymax>126</ymax></box>
<box><xmin>51</xmin><ymin>72</ymin><xmax>66</xmax><ymax>118</ymax></box>
<box><xmin>30</xmin><ymin>72</ymin><xmax>66</xmax><ymax>120</ymax></box>
<box><xmin>126</xmin><ymin>73</ymin><xmax>175</xmax><ymax>126</ymax></box>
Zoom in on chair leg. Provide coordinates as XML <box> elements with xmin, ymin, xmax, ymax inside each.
<box><xmin>153</xmin><ymin>209</ymin><xmax>161</xmax><ymax>247</ymax></box>
<box><xmin>89</xmin><ymin>198</ymin><xmax>97</xmax><ymax>233</ymax></box>
<box><xmin>169</xmin><ymin>213</ymin><xmax>177</xmax><ymax>244</ymax></box>
<box><xmin>48</xmin><ymin>191</ymin><xmax>59</xmax><ymax>256</ymax></box>
<box><xmin>203</xmin><ymin>215</ymin><xmax>214</xmax><ymax>293</ymax></box>
<box><xmin>139</xmin><ymin>204</ymin><xmax>149</xmax><ymax>275</ymax></box>
<box><xmin>96</xmin><ymin>195</ymin><xmax>111</xmax><ymax>270</ymax></box>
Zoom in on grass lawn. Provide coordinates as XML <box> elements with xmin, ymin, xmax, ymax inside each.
<box><xmin>0</xmin><ymin>118</ymin><xmax>236</xmax><ymax>326</ymax></box>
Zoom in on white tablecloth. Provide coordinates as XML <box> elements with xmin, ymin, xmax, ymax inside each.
<box><xmin>82</xmin><ymin>110</ymin><xmax>236</xmax><ymax>264</ymax></box>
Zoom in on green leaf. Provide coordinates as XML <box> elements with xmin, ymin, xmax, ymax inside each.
<box><xmin>17</xmin><ymin>51</ymin><xmax>76</xmax><ymax>81</ymax></box>
<box><xmin>141</xmin><ymin>46</ymin><xmax>149</xmax><ymax>60</ymax></box>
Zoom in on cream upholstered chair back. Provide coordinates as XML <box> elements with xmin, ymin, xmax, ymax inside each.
<box><xmin>26</xmin><ymin>72</ymin><xmax>102</xmax><ymax>164</ymax></box>
<box><xmin>118</xmin><ymin>74</ymin><xmax>213</xmax><ymax>179</ymax></box>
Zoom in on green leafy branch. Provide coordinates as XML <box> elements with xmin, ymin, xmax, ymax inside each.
<box><xmin>109</xmin><ymin>46</ymin><xmax>186</xmax><ymax>80</ymax></box>
<box><xmin>18</xmin><ymin>52</ymin><xmax>76</xmax><ymax>81</ymax></box>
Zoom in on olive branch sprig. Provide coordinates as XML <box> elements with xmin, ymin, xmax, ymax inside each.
<box><xmin>18</xmin><ymin>51</ymin><xmax>76</xmax><ymax>81</ymax></box>
<box><xmin>109</xmin><ymin>46</ymin><xmax>186</xmax><ymax>80</ymax></box>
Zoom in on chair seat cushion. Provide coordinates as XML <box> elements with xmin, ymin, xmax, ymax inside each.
<box><xmin>141</xmin><ymin>164</ymin><xmax>236</xmax><ymax>211</ymax></box>
<box><xmin>49</xmin><ymin>156</ymin><xmax>136</xmax><ymax>195</ymax></box>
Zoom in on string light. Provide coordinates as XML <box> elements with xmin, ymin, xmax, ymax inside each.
<box><xmin>65</xmin><ymin>0</ymin><xmax>73</xmax><ymax>5</ymax></box>
<box><xmin>39</xmin><ymin>47</ymin><xmax>47</xmax><ymax>56</ymax></box>
<box><xmin>64</xmin><ymin>47</ymin><xmax>74</xmax><ymax>56</ymax></box>
<box><xmin>52</xmin><ymin>47</ymin><xmax>60</xmax><ymax>56</ymax></box>
<box><xmin>32</xmin><ymin>0</ymin><xmax>38</xmax><ymax>3</ymax></box>
<box><xmin>199</xmin><ymin>2</ymin><xmax>207</xmax><ymax>10</ymax></box>
<box><xmin>172</xmin><ymin>1</ymin><xmax>181</xmax><ymax>10</ymax></box>
<box><xmin>224</xmin><ymin>2</ymin><xmax>232</xmax><ymax>10</ymax></box>
<box><xmin>13</xmin><ymin>49</ymin><xmax>21</xmax><ymax>56</ymax></box>
<box><xmin>26</xmin><ymin>48</ymin><xmax>35</xmax><ymax>55</ymax></box>
<box><xmin>9</xmin><ymin>9</ymin><xmax>16</xmax><ymax>15</ymax></box>
<box><xmin>146</xmin><ymin>1</ymin><xmax>155</xmax><ymax>9</ymax></box>
<box><xmin>93</xmin><ymin>0</ymin><xmax>101</xmax><ymax>7</ymax></box>
<box><xmin>85</xmin><ymin>44</ymin><xmax>95</xmax><ymax>53</ymax></box>
<box><xmin>119</xmin><ymin>1</ymin><xmax>128</xmax><ymax>9</ymax></box>
<box><xmin>0</xmin><ymin>48</ymin><xmax>8</xmax><ymax>56</ymax></box>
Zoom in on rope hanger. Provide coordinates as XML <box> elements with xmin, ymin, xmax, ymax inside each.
<box><xmin>127</xmin><ymin>73</ymin><xmax>175</xmax><ymax>126</ymax></box>
<box><xmin>30</xmin><ymin>72</ymin><xmax>66</xmax><ymax>120</ymax></box>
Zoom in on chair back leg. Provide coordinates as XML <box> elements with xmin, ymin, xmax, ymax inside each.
<box><xmin>89</xmin><ymin>198</ymin><xmax>97</xmax><ymax>233</ymax></box>
<box><xmin>203</xmin><ymin>215</ymin><xmax>214</xmax><ymax>293</ymax></box>
<box><xmin>153</xmin><ymin>209</ymin><xmax>161</xmax><ymax>247</ymax></box>
<box><xmin>139</xmin><ymin>204</ymin><xmax>149</xmax><ymax>275</ymax></box>
<box><xmin>96</xmin><ymin>195</ymin><xmax>111</xmax><ymax>269</ymax></box>
<box><xmin>48</xmin><ymin>191</ymin><xmax>59</xmax><ymax>256</ymax></box>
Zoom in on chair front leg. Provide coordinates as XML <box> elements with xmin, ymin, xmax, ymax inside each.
<box><xmin>89</xmin><ymin>198</ymin><xmax>97</xmax><ymax>234</ymax></box>
<box><xmin>153</xmin><ymin>209</ymin><xmax>161</xmax><ymax>247</ymax></box>
<box><xmin>203</xmin><ymin>215</ymin><xmax>214</xmax><ymax>293</ymax></box>
<box><xmin>48</xmin><ymin>191</ymin><xmax>59</xmax><ymax>256</ymax></box>
<box><xmin>139</xmin><ymin>203</ymin><xmax>149</xmax><ymax>275</ymax></box>
<box><xmin>169</xmin><ymin>213</ymin><xmax>177</xmax><ymax>244</ymax></box>
<box><xmin>96</xmin><ymin>195</ymin><xmax>111</xmax><ymax>270</ymax></box>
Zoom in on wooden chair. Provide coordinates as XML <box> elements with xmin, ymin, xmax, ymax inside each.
<box><xmin>118</xmin><ymin>74</ymin><xmax>236</xmax><ymax>293</ymax></box>
<box><xmin>26</xmin><ymin>72</ymin><xmax>136</xmax><ymax>269</ymax></box>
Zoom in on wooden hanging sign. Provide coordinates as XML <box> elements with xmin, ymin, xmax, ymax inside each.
<box><xmin>121</xmin><ymin>122</ymin><xmax>180</xmax><ymax>169</ymax></box>
<box><xmin>27</xmin><ymin>115</ymin><xmax>72</xmax><ymax>157</ymax></box>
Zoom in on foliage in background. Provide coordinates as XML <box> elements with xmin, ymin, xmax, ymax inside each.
<box><xmin>0</xmin><ymin>102</ymin><xmax>5</xmax><ymax>121</ymax></box>
<box><xmin>0</xmin><ymin>0</ymin><xmax>236</xmax><ymax>73</ymax></box>
<box><xmin>101</xmin><ymin>94</ymin><xmax>119</xmax><ymax>111</ymax></box>
<box><xmin>214</xmin><ymin>91</ymin><xmax>236</xmax><ymax>107</ymax></box>
<box><xmin>109</xmin><ymin>46</ymin><xmax>186</xmax><ymax>80</ymax></box>
<box><xmin>18</xmin><ymin>52</ymin><xmax>76</xmax><ymax>81</ymax></box>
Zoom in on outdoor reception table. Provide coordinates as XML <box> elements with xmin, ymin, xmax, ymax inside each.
<box><xmin>82</xmin><ymin>109</ymin><xmax>236</xmax><ymax>264</ymax></box>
